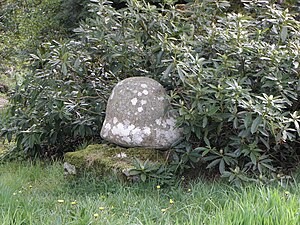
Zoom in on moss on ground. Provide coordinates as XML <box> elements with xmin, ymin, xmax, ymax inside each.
<box><xmin>64</xmin><ymin>144</ymin><xmax>166</xmax><ymax>178</ymax></box>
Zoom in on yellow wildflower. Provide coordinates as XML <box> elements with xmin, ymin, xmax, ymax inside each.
<box><xmin>169</xmin><ymin>199</ymin><xmax>174</xmax><ymax>204</ymax></box>
<box><xmin>161</xmin><ymin>208</ymin><xmax>167</xmax><ymax>213</ymax></box>
<box><xmin>156</xmin><ymin>185</ymin><xmax>161</xmax><ymax>189</ymax></box>
<box><xmin>99</xmin><ymin>207</ymin><xmax>105</xmax><ymax>211</ymax></box>
<box><xmin>71</xmin><ymin>201</ymin><xmax>77</xmax><ymax>205</ymax></box>
<box><xmin>57</xmin><ymin>200</ymin><xmax>64</xmax><ymax>203</ymax></box>
<box><xmin>187</xmin><ymin>189</ymin><xmax>191</xmax><ymax>192</ymax></box>
<box><xmin>93</xmin><ymin>213</ymin><xmax>99</xmax><ymax>218</ymax></box>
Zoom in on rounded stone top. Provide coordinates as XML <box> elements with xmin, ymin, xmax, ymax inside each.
<box><xmin>100</xmin><ymin>77</ymin><xmax>182</xmax><ymax>149</ymax></box>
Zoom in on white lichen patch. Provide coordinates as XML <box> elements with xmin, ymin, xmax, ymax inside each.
<box><xmin>143</xmin><ymin>127</ymin><xmax>151</xmax><ymax>135</ymax></box>
<box><xmin>141</xmin><ymin>100</ymin><xmax>147</xmax><ymax>105</ymax></box>
<box><xmin>105</xmin><ymin>121</ymin><xmax>152</xmax><ymax>145</ymax></box>
<box><xmin>131</xmin><ymin>127</ymin><xmax>143</xmax><ymax>144</ymax></box>
<box><xmin>128</xmin><ymin>124</ymin><xmax>135</xmax><ymax>130</ymax></box>
<box><xmin>155</xmin><ymin>118</ymin><xmax>162</xmax><ymax>125</ymax></box>
<box><xmin>116</xmin><ymin>152</ymin><xmax>127</xmax><ymax>158</ymax></box>
<box><xmin>166</xmin><ymin>118</ymin><xmax>176</xmax><ymax>126</ymax></box>
<box><xmin>121</xmin><ymin>136</ymin><xmax>131</xmax><ymax>143</ymax></box>
<box><xmin>141</xmin><ymin>84</ymin><xmax>148</xmax><ymax>88</ymax></box>
<box><xmin>112</xmin><ymin>123</ymin><xmax>130</xmax><ymax>136</ymax></box>
<box><xmin>154</xmin><ymin>118</ymin><xmax>182</xmax><ymax>146</ymax></box>
<box><xmin>131</xmin><ymin>98</ymin><xmax>138</xmax><ymax>105</ymax></box>
<box><xmin>142</xmin><ymin>90</ymin><xmax>149</xmax><ymax>95</ymax></box>
<box><xmin>104</xmin><ymin>123</ymin><xmax>111</xmax><ymax>130</ymax></box>
<box><xmin>102</xmin><ymin>122</ymin><xmax>111</xmax><ymax>137</ymax></box>
<box><xmin>113</xmin><ymin>117</ymin><xmax>118</xmax><ymax>124</ymax></box>
<box><xmin>138</xmin><ymin>107</ymin><xmax>143</xmax><ymax>112</ymax></box>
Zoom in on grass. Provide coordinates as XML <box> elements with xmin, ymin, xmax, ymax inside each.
<box><xmin>1</xmin><ymin>161</ymin><xmax>300</xmax><ymax>224</ymax></box>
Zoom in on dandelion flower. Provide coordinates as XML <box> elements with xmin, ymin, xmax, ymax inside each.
<box><xmin>99</xmin><ymin>207</ymin><xmax>105</xmax><ymax>211</ymax></box>
<box><xmin>161</xmin><ymin>208</ymin><xmax>167</xmax><ymax>213</ymax></box>
<box><xmin>169</xmin><ymin>199</ymin><xmax>174</xmax><ymax>204</ymax></box>
<box><xmin>156</xmin><ymin>185</ymin><xmax>161</xmax><ymax>189</ymax></box>
<box><xmin>57</xmin><ymin>200</ymin><xmax>64</xmax><ymax>203</ymax></box>
<box><xmin>71</xmin><ymin>201</ymin><xmax>77</xmax><ymax>205</ymax></box>
<box><xmin>93</xmin><ymin>213</ymin><xmax>99</xmax><ymax>218</ymax></box>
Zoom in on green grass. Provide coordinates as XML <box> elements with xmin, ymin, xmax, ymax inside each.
<box><xmin>1</xmin><ymin>161</ymin><xmax>300</xmax><ymax>225</ymax></box>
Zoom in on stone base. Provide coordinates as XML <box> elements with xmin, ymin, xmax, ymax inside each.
<box><xmin>64</xmin><ymin>144</ymin><xmax>166</xmax><ymax>180</ymax></box>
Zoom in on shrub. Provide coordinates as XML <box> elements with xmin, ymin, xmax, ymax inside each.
<box><xmin>2</xmin><ymin>0</ymin><xmax>300</xmax><ymax>183</ymax></box>
<box><xmin>72</xmin><ymin>0</ymin><xmax>300</xmax><ymax>181</ymax></box>
<box><xmin>1</xmin><ymin>40</ymin><xmax>114</xmax><ymax>157</ymax></box>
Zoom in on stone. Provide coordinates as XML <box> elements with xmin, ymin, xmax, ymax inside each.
<box><xmin>64</xmin><ymin>144</ymin><xmax>166</xmax><ymax>180</ymax></box>
<box><xmin>100</xmin><ymin>77</ymin><xmax>182</xmax><ymax>149</ymax></box>
<box><xmin>0</xmin><ymin>98</ymin><xmax>8</xmax><ymax>109</ymax></box>
<box><xmin>64</xmin><ymin>162</ymin><xmax>77</xmax><ymax>176</ymax></box>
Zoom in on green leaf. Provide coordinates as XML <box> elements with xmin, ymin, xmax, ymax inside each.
<box><xmin>203</xmin><ymin>116</ymin><xmax>208</xmax><ymax>128</ymax></box>
<box><xmin>219</xmin><ymin>159</ymin><xmax>225</xmax><ymax>174</ymax></box>
<box><xmin>250</xmin><ymin>153</ymin><xmax>257</xmax><ymax>165</ymax></box>
<box><xmin>206</xmin><ymin>158</ymin><xmax>221</xmax><ymax>169</ymax></box>
<box><xmin>251</xmin><ymin>116</ymin><xmax>262</xmax><ymax>134</ymax></box>
<box><xmin>204</xmin><ymin>137</ymin><xmax>210</xmax><ymax>148</ymax></box>
<box><xmin>194</xmin><ymin>147</ymin><xmax>208</xmax><ymax>152</ymax></box>
<box><xmin>30</xmin><ymin>54</ymin><xmax>40</xmax><ymax>60</ymax></box>
<box><xmin>128</xmin><ymin>170</ymin><xmax>141</xmax><ymax>176</ymax></box>
<box><xmin>163</xmin><ymin>63</ymin><xmax>173</xmax><ymax>79</ymax></box>
<box><xmin>74</xmin><ymin>58</ymin><xmax>80</xmax><ymax>69</ymax></box>
<box><xmin>140</xmin><ymin>174</ymin><xmax>147</xmax><ymax>182</ymax></box>
<box><xmin>280</xmin><ymin>26</ymin><xmax>288</xmax><ymax>42</ymax></box>
<box><xmin>294</xmin><ymin>120</ymin><xmax>300</xmax><ymax>136</ymax></box>
<box><xmin>62</xmin><ymin>63</ymin><xmax>68</xmax><ymax>76</ymax></box>
<box><xmin>177</xmin><ymin>66</ymin><xmax>186</xmax><ymax>83</ymax></box>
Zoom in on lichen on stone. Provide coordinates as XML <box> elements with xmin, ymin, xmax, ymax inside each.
<box><xmin>100</xmin><ymin>77</ymin><xmax>183</xmax><ymax>149</ymax></box>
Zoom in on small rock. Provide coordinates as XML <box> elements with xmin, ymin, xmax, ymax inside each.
<box><xmin>64</xmin><ymin>162</ymin><xmax>76</xmax><ymax>176</ymax></box>
<box><xmin>0</xmin><ymin>98</ymin><xmax>8</xmax><ymax>108</ymax></box>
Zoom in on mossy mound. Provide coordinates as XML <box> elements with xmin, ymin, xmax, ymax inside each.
<box><xmin>64</xmin><ymin>144</ymin><xmax>166</xmax><ymax>179</ymax></box>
